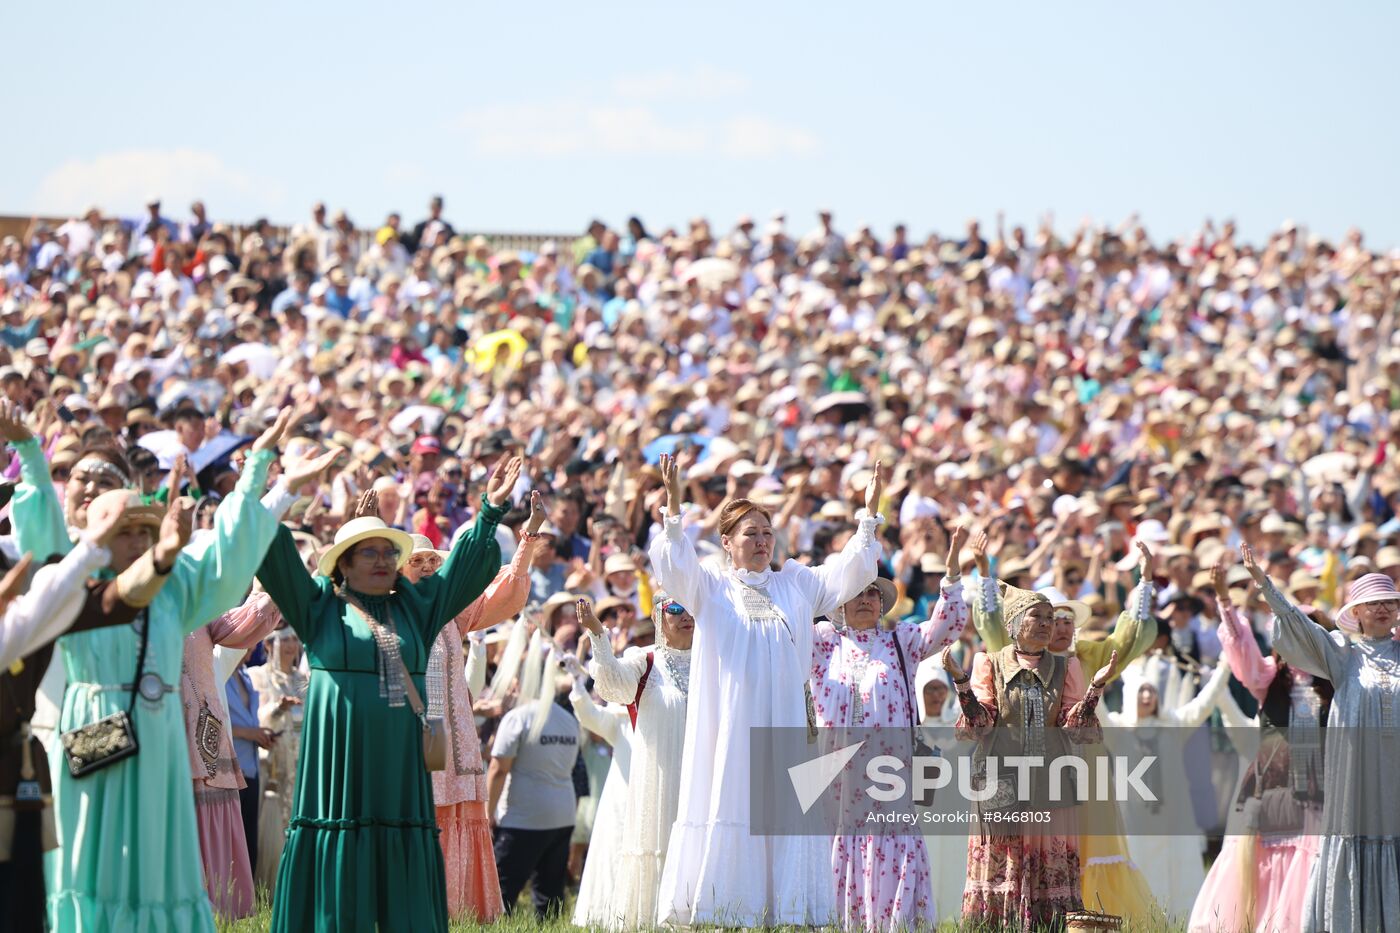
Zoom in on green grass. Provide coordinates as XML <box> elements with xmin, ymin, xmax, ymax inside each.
<box><xmin>216</xmin><ymin>888</ymin><xmax>1195</xmax><ymax>932</ymax></box>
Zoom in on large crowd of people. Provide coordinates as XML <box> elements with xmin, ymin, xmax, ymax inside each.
<box><xmin>0</xmin><ymin>195</ymin><xmax>1398</xmax><ymax>931</ymax></box>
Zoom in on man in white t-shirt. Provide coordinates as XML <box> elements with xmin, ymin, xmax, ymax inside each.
<box><xmin>488</xmin><ymin>676</ymin><xmax>580</xmax><ymax>917</ymax></box>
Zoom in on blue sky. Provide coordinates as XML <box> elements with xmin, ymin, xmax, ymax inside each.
<box><xmin>8</xmin><ymin>1</ymin><xmax>1398</xmax><ymax>247</ymax></box>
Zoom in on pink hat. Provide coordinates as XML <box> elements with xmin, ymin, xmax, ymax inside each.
<box><xmin>1336</xmin><ymin>573</ymin><xmax>1400</xmax><ymax>634</ymax></box>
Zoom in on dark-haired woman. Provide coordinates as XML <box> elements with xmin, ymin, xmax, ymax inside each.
<box><xmin>252</xmin><ymin>458</ymin><xmax>519</xmax><ymax>933</ymax></box>
<box><xmin>650</xmin><ymin>454</ymin><xmax>884</xmax><ymax>927</ymax></box>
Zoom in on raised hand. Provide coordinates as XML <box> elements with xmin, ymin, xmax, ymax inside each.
<box><xmin>526</xmin><ymin>489</ymin><xmax>547</xmax><ymax>535</ymax></box>
<box><xmin>659</xmin><ymin>453</ymin><xmax>683</xmax><ymax>513</ymax></box>
<box><xmin>864</xmin><ymin>460</ymin><xmax>885</xmax><ymax>515</ymax></box>
<box><xmin>940</xmin><ymin>645</ymin><xmax>966</xmax><ymax>682</ymax></box>
<box><xmin>85</xmin><ymin>493</ymin><xmax>131</xmax><ymax>545</ymax></box>
<box><xmin>1240</xmin><ymin>544</ymin><xmax>1267</xmax><ymax>586</ymax></box>
<box><xmin>166</xmin><ymin>454</ymin><xmax>191</xmax><ymax>498</ymax></box>
<box><xmin>1136</xmin><ymin>540</ymin><xmax>1155</xmax><ymax>580</ymax></box>
<box><xmin>560</xmin><ymin>652</ymin><xmax>584</xmax><ymax>679</ymax></box>
<box><xmin>0</xmin><ymin>400</ymin><xmax>32</xmax><ymax>444</ymax></box>
<box><xmin>1211</xmin><ymin>557</ymin><xmax>1230</xmax><ymax>603</ymax></box>
<box><xmin>486</xmin><ymin>456</ymin><xmax>522</xmax><ymax>509</ymax></box>
<box><xmin>575</xmin><ymin>598</ymin><xmax>604</xmax><ymax>636</ymax></box>
<box><xmin>972</xmin><ymin>529</ymin><xmax>991</xmax><ymax>576</ymax></box>
<box><xmin>154</xmin><ymin>496</ymin><xmax>196</xmax><ymax>569</ymax></box>
<box><xmin>947</xmin><ymin>523</ymin><xmax>969</xmax><ymax>574</ymax></box>
<box><xmin>252</xmin><ymin>409</ymin><xmax>293</xmax><ymax>455</ymax></box>
<box><xmin>284</xmin><ymin>445</ymin><xmax>344</xmax><ymax>494</ymax></box>
<box><xmin>1091</xmin><ymin>649</ymin><xmax>1119</xmax><ymax>689</ymax></box>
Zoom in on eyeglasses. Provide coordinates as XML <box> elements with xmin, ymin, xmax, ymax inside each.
<box><xmin>662</xmin><ymin>601</ymin><xmax>687</xmax><ymax>616</ymax></box>
<box><xmin>353</xmin><ymin>546</ymin><xmax>400</xmax><ymax>564</ymax></box>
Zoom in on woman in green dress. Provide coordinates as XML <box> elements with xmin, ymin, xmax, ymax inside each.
<box><xmin>42</xmin><ymin>413</ymin><xmax>299</xmax><ymax>932</ymax></box>
<box><xmin>256</xmin><ymin>456</ymin><xmax>521</xmax><ymax>933</ymax></box>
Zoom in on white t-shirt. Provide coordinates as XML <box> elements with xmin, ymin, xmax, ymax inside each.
<box><xmin>491</xmin><ymin>702</ymin><xmax>580</xmax><ymax>830</ymax></box>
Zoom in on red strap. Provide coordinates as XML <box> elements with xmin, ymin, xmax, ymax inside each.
<box><xmin>627</xmin><ymin>652</ymin><xmax>655</xmax><ymax>730</ymax></box>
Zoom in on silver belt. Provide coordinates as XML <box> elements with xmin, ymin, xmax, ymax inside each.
<box><xmin>88</xmin><ymin>673</ymin><xmax>177</xmax><ymax>703</ymax></box>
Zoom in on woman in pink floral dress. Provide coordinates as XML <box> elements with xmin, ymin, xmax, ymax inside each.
<box><xmin>809</xmin><ymin>526</ymin><xmax>970</xmax><ymax>931</ymax></box>
<box><xmin>402</xmin><ymin>491</ymin><xmax>547</xmax><ymax>922</ymax></box>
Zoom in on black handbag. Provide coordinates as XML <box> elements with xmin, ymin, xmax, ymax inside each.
<box><xmin>891</xmin><ymin>629</ymin><xmax>936</xmax><ymax>805</ymax></box>
<box><xmin>60</xmin><ymin>609</ymin><xmax>149</xmax><ymax>778</ymax></box>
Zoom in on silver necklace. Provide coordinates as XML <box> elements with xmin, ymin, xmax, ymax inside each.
<box><xmin>659</xmin><ymin>648</ymin><xmax>690</xmax><ymax>697</ymax></box>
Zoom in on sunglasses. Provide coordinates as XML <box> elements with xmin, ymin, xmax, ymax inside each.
<box><xmin>662</xmin><ymin>602</ymin><xmax>687</xmax><ymax>616</ymax></box>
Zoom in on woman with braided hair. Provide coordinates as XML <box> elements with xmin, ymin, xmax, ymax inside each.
<box><xmin>252</xmin><ymin>456</ymin><xmax>519</xmax><ymax>933</ymax></box>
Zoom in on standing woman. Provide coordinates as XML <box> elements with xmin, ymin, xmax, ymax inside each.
<box><xmin>249</xmin><ymin>619</ymin><xmax>303</xmax><ymax>892</ymax></box>
<box><xmin>1241</xmin><ymin>546</ymin><xmax>1400</xmax><ymax>933</ymax></box>
<box><xmin>46</xmin><ymin>416</ymin><xmax>288</xmax><ymax>932</ymax></box>
<box><xmin>651</xmin><ymin>453</ymin><xmax>884</xmax><ymax>927</ymax></box>
<box><xmin>809</xmin><ymin>525</ymin><xmax>970</xmax><ymax>931</ymax></box>
<box><xmin>400</xmin><ymin>489</ymin><xmax>548</xmax><ymax>923</ymax></box>
<box><xmin>254</xmin><ymin>457</ymin><xmax>519</xmax><ymax>933</ymax></box>
<box><xmin>943</xmin><ymin>587</ymin><xmax>1117</xmax><ymax>930</ymax></box>
<box><xmin>574</xmin><ymin>590</ymin><xmax>694</xmax><ymax>929</ymax></box>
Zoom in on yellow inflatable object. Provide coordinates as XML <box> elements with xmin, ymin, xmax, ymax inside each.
<box><xmin>469</xmin><ymin>329</ymin><xmax>528</xmax><ymax>374</ymax></box>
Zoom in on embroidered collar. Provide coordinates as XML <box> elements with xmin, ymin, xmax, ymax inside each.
<box><xmin>730</xmin><ymin>566</ymin><xmax>774</xmax><ymax>587</ymax></box>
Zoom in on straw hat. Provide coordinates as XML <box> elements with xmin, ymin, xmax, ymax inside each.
<box><xmin>408</xmin><ymin>532</ymin><xmax>449</xmax><ymax>562</ymax></box>
<box><xmin>1039</xmin><ymin>586</ymin><xmax>1093</xmax><ymax>629</ymax></box>
<box><xmin>1336</xmin><ymin>573</ymin><xmax>1400</xmax><ymax>634</ymax></box>
<box><xmin>316</xmin><ymin>516</ymin><xmax>413</xmax><ymax>576</ymax></box>
<box><xmin>541</xmin><ymin>591</ymin><xmax>580</xmax><ymax>623</ymax></box>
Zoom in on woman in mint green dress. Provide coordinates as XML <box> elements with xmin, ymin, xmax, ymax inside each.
<box><xmin>256</xmin><ymin>457</ymin><xmax>519</xmax><ymax>933</ymax></box>
<box><xmin>3</xmin><ymin>408</ymin><xmax>301</xmax><ymax>932</ymax></box>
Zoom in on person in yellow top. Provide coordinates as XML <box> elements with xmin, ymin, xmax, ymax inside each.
<box><xmin>969</xmin><ymin>534</ymin><xmax>1164</xmax><ymax>927</ymax></box>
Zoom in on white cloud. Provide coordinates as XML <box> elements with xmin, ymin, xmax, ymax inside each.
<box><xmin>459</xmin><ymin>96</ymin><xmax>819</xmax><ymax>161</ymax></box>
<box><xmin>611</xmin><ymin>65</ymin><xmax>751</xmax><ymax>102</ymax></box>
<box><xmin>31</xmin><ymin>148</ymin><xmax>277</xmax><ymax>216</ymax></box>
<box><xmin>719</xmin><ymin>115</ymin><xmax>821</xmax><ymax>159</ymax></box>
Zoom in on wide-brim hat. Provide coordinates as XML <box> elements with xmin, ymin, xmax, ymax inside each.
<box><xmin>541</xmin><ymin>591</ymin><xmax>580</xmax><ymax>623</ymax></box>
<box><xmin>408</xmin><ymin>533</ymin><xmax>450</xmax><ymax>562</ymax></box>
<box><xmin>1039</xmin><ymin>586</ymin><xmax>1093</xmax><ymax>629</ymax></box>
<box><xmin>316</xmin><ymin>516</ymin><xmax>414</xmax><ymax>576</ymax></box>
<box><xmin>1336</xmin><ymin>572</ymin><xmax>1400</xmax><ymax>634</ymax></box>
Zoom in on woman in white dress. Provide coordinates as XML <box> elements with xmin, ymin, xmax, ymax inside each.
<box><xmin>562</xmin><ymin>650</ymin><xmax>633</xmax><ymax>929</ymax></box>
<box><xmin>650</xmin><ymin>453</ymin><xmax>884</xmax><ymax>927</ymax></box>
<box><xmin>1108</xmin><ymin>656</ymin><xmax>1232</xmax><ymax>921</ymax></box>
<box><xmin>571</xmin><ymin>590</ymin><xmax>692</xmax><ymax>928</ymax></box>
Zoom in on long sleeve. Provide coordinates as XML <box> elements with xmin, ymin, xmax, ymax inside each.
<box><xmin>647</xmin><ymin>508</ymin><xmax>722</xmax><ymax>620</ymax></box>
<box><xmin>971</xmin><ymin>574</ymin><xmax>1010</xmax><ymax>653</ymax></box>
<box><xmin>586</xmin><ymin>630</ymin><xmax>650</xmax><ymax>705</ymax></box>
<box><xmin>1263</xmin><ymin>578</ymin><xmax>1350</xmax><ymax>683</ymax></box>
<box><xmin>205</xmin><ymin>590</ymin><xmax>284</xmax><ymax>651</ymax></box>
<box><xmin>0</xmin><ymin>537</ymin><xmax>111</xmax><ymax>669</ymax></box>
<box><xmin>465</xmin><ymin>636</ymin><xmax>487</xmax><ymax>697</ymax></box>
<box><xmin>256</xmin><ymin>524</ymin><xmax>322</xmax><ymax>643</ymax></box>
<box><xmin>418</xmin><ymin>495</ymin><xmax>507</xmax><ymax>638</ymax></box>
<box><xmin>9</xmin><ymin>436</ymin><xmax>69</xmax><ymax>561</ymax></box>
<box><xmin>798</xmin><ymin>509</ymin><xmax>882</xmax><ymax>618</ymax></box>
<box><xmin>908</xmin><ymin>576</ymin><xmax>968</xmax><ymax>661</ymax></box>
<box><xmin>160</xmin><ymin>448</ymin><xmax>281</xmax><ymax>635</ymax></box>
<box><xmin>261</xmin><ymin>480</ymin><xmax>297</xmax><ymax>521</ymax></box>
<box><xmin>1084</xmin><ymin>582</ymin><xmax>1156</xmax><ymax>684</ymax></box>
<box><xmin>1216</xmin><ymin>602</ymin><xmax>1276</xmax><ymax>703</ymax></box>
<box><xmin>954</xmin><ymin>652</ymin><xmax>999</xmax><ymax>740</ymax></box>
<box><xmin>452</xmin><ymin>534</ymin><xmax>542</xmax><ymax>637</ymax></box>
<box><xmin>1058</xmin><ymin>657</ymin><xmax>1103</xmax><ymax>744</ymax></box>
<box><xmin>569</xmin><ymin>685</ymin><xmax>622</xmax><ymax>746</ymax></box>
<box><xmin>1169</xmin><ymin>662</ymin><xmax>1232</xmax><ymax>728</ymax></box>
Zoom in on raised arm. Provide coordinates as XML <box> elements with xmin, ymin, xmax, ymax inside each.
<box><xmin>1243</xmin><ymin>544</ymin><xmax>1348</xmax><ymax>683</ymax></box>
<box><xmin>577</xmin><ymin>599</ymin><xmax>650</xmax><ymax>704</ymax></box>
<box><xmin>1212</xmin><ymin>559</ymin><xmax>1275</xmax><ymax>702</ymax></box>
<box><xmin>453</xmin><ymin>491</ymin><xmax>547</xmax><ymax>636</ymax></box>
<box><xmin>970</xmin><ymin>529</ymin><xmax>1010</xmax><ymax>652</ymax></box>
<box><xmin>162</xmin><ymin>445</ymin><xmax>282</xmax><ymax>634</ymax></box>
<box><xmin>0</xmin><ymin>543</ymin><xmax>106</xmax><ymax>668</ymax></box>
<box><xmin>465</xmin><ymin>632</ymin><xmax>488</xmax><ymax>697</ymax></box>
<box><xmin>907</xmin><ymin>525</ymin><xmax>971</xmax><ymax>660</ymax></box>
<box><xmin>648</xmin><ymin>453</ymin><xmax>721</xmax><ymax>617</ymax></box>
<box><xmin>563</xmin><ymin>653</ymin><xmax>623</xmax><ymax>746</ymax></box>
<box><xmin>803</xmin><ymin>464</ymin><xmax>884</xmax><ymax>617</ymax></box>
<box><xmin>417</xmin><ymin>458</ymin><xmax>515</xmax><ymax>635</ymax></box>
<box><xmin>1088</xmin><ymin>550</ymin><xmax>1159</xmax><ymax>682</ymax></box>
<box><xmin>2</xmin><ymin>401</ymin><xmax>69</xmax><ymax>561</ymax></box>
